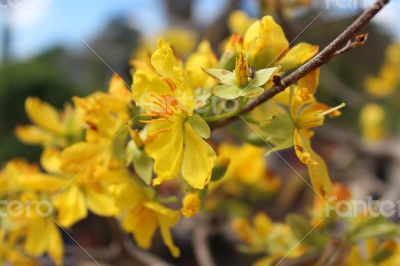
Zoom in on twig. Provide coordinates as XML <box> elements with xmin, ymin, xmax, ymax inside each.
<box><xmin>106</xmin><ymin>218</ymin><xmax>173</xmax><ymax>266</ymax></box>
<box><xmin>210</xmin><ymin>0</ymin><xmax>390</xmax><ymax>129</ymax></box>
<box><xmin>333</xmin><ymin>33</ymin><xmax>369</xmax><ymax>56</ymax></box>
<box><xmin>193</xmin><ymin>225</ymin><xmax>216</xmax><ymax>266</ymax></box>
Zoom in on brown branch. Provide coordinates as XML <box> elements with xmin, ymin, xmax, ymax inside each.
<box><xmin>210</xmin><ymin>0</ymin><xmax>390</xmax><ymax>129</ymax></box>
<box><xmin>192</xmin><ymin>225</ymin><xmax>216</xmax><ymax>266</ymax></box>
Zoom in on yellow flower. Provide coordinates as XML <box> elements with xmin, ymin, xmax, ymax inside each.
<box><xmin>186</xmin><ymin>40</ymin><xmax>218</xmax><ymax>89</ymax></box>
<box><xmin>243</xmin><ymin>15</ymin><xmax>318</xmax><ymax>72</ymax></box>
<box><xmin>311</xmin><ymin>183</ymin><xmax>351</xmax><ymax>226</ymax></box>
<box><xmin>124</xmin><ymin>201</ymin><xmax>180</xmax><ymax>257</ymax></box>
<box><xmin>228</xmin><ymin>10</ymin><xmax>255</xmax><ymax>36</ymax></box>
<box><xmin>232</xmin><ymin>213</ymin><xmax>304</xmax><ymax>262</ymax></box>
<box><xmin>0</xmin><ymin>161</ymin><xmax>64</xmax><ymax>265</ymax></box>
<box><xmin>73</xmin><ymin>74</ymin><xmax>131</xmax><ymax>144</ymax></box>
<box><xmin>359</xmin><ymin>103</ymin><xmax>386</xmax><ymax>142</ymax></box>
<box><xmin>23</xmin><ymin>214</ymin><xmax>64</xmax><ymax>266</ymax></box>
<box><xmin>109</xmin><ymin>181</ymin><xmax>180</xmax><ymax>257</ymax></box>
<box><xmin>290</xmin><ymin>87</ymin><xmax>344</xmax><ymax>197</ymax></box>
<box><xmin>132</xmin><ymin>39</ymin><xmax>216</xmax><ymax>189</ymax></box>
<box><xmin>365</xmin><ymin>43</ymin><xmax>400</xmax><ymax>98</ymax></box>
<box><xmin>24</xmin><ymin>144</ymin><xmax>119</xmax><ymax>227</ymax></box>
<box><xmin>16</xmin><ymin>97</ymin><xmax>83</xmax><ymax>147</ymax></box>
<box><xmin>204</xmin><ymin>52</ymin><xmax>280</xmax><ymax>99</ymax></box>
<box><xmin>181</xmin><ymin>192</ymin><xmax>201</xmax><ymax>218</ymax></box>
<box><xmin>161</xmin><ymin>28</ymin><xmax>197</xmax><ymax>56</ymax></box>
<box><xmin>219</xmin><ymin>144</ymin><xmax>265</xmax><ymax>184</ymax></box>
<box><xmin>0</xmin><ymin>159</ymin><xmax>39</xmax><ymax>195</ymax></box>
<box><xmin>244</xmin><ymin>16</ymin><xmax>289</xmax><ymax>69</ymax></box>
<box><xmin>260</xmin><ymin>86</ymin><xmax>344</xmax><ymax>197</ymax></box>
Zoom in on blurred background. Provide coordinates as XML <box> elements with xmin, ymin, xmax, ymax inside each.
<box><xmin>0</xmin><ymin>0</ymin><xmax>400</xmax><ymax>265</ymax></box>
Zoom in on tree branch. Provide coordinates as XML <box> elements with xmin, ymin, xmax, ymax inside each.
<box><xmin>210</xmin><ymin>0</ymin><xmax>390</xmax><ymax>129</ymax></box>
<box><xmin>193</xmin><ymin>225</ymin><xmax>216</xmax><ymax>266</ymax></box>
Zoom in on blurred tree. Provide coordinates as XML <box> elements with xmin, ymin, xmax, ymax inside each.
<box><xmin>0</xmin><ymin>16</ymin><xmax>140</xmax><ymax>163</ymax></box>
<box><xmin>0</xmin><ymin>1</ymin><xmax>11</xmax><ymax>63</ymax></box>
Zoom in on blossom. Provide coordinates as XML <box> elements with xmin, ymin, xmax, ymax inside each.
<box><xmin>15</xmin><ymin>97</ymin><xmax>83</xmax><ymax>147</ymax></box>
<box><xmin>0</xmin><ymin>160</ymin><xmax>64</xmax><ymax>265</ymax></box>
<box><xmin>204</xmin><ymin>51</ymin><xmax>279</xmax><ymax>99</ymax></box>
<box><xmin>132</xmin><ymin>39</ymin><xmax>216</xmax><ymax>189</ymax></box>
<box><xmin>260</xmin><ymin>86</ymin><xmax>345</xmax><ymax>197</ymax></box>
<box><xmin>181</xmin><ymin>192</ymin><xmax>201</xmax><ymax>218</ymax></box>
<box><xmin>359</xmin><ymin>103</ymin><xmax>386</xmax><ymax>142</ymax></box>
<box><xmin>24</xmin><ymin>144</ymin><xmax>119</xmax><ymax>227</ymax></box>
<box><xmin>109</xmin><ymin>181</ymin><xmax>180</xmax><ymax>257</ymax></box>
<box><xmin>73</xmin><ymin>74</ymin><xmax>131</xmax><ymax>144</ymax></box>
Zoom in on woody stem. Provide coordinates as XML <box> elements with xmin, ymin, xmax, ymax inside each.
<box><xmin>210</xmin><ymin>0</ymin><xmax>391</xmax><ymax>129</ymax></box>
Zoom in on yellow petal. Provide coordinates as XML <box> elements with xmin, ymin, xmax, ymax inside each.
<box><xmin>47</xmin><ymin>220</ymin><xmax>64</xmax><ymax>266</ymax></box>
<box><xmin>84</xmin><ymin>186</ymin><xmax>118</xmax><ymax>217</ymax></box>
<box><xmin>108</xmin><ymin>181</ymin><xmax>144</xmax><ymax>211</ymax></box>
<box><xmin>219</xmin><ymin>144</ymin><xmax>265</xmax><ymax>184</ymax></box>
<box><xmin>359</xmin><ymin>103</ymin><xmax>385</xmax><ymax>142</ymax></box>
<box><xmin>122</xmin><ymin>204</ymin><xmax>158</xmax><ymax>249</ymax></box>
<box><xmin>15</xmin><ymin>125</ymin><xmax>53</xmax><ymax>145</ymax></box>
<box><xmin>146</xmin><ymin>119</ymin><xmax>184</xmax><ymax>186</ymax></box>
<box><xmin>25</xmin><ymin>97</ymin><xmax>64</xmax><ymax>135</ymax></box>
<box><xmin>22</xmin><ymin>173</ymin><xmax>68</xmax><ymax>192</ymax></box>
<box><xmin>162</xmin><ymin>28</ymin><xmax>197</xmax><ymax>56</ymax></box>
<box><xmin>235</xmin><ymin>51</ymin><xmax>250</xmax><ymax>87</ymax></box>
<box><xmin>158</xmin><ymin>216</ymin><xmax>180</xmax><ymax>257</ymax></box>
<box><xmin>294</xmin><ymin>130</ymin><xmax>316</xmax><ymax>165</ymax></box>
<box><xmin>132</xmin><ymin>70</ymin><xmax>170</xmax><ymax>109</ymax></box>
<box><xmin>145</xmin><ymin>201</ymin><xmax>180</xmax><ymax>257</ymax></box>
<box><xmin>41</xmin><ymin>147</ymin><xmax>62</xmax><ymax>174</ymax></box>
<box><xmin>60</xmin><ymin>142</ymin><xmax>99</xmax><ymax>175</ymax></box>
<box><xmin>181</xmin><ymin>192</ymin><xmax>201</xmax><ymax>218</ymax></box>
<box><xmin>278</xmin><ymin>43</ymin><xmax>319</xmax><ymax>71</ymax></box>
<box><xmin>290</xmin><ymin>87</ymin><xmax>313</xmax><ymax>118</ymax></box>
<box><xmin>295</xmin><ymin>130</ymin><xmax>332</xmax><ymax>198</ymax></box>
<box><xmin>151</xmin><ymin>39</ymin><xmax>181</xmax><ymax>81</ymax></box>
<box><xmin>232</xmin><ymin>218</ymin><xmax>252</xmax><ymax>244</ymax></box>
<box><xmin>53</xmin><ymin>186</ymin><xmax>87</xmax><ymax>227</ymax></box>
<box><xmin>244</xmin><ymin>16</ymin><xmax>289</xmax><ymax>69</ymax></box>
<box><xmin>108</xmin><ymin>74</ymin><xmax>131</xmax><ymax>102</ymax></box>
<box><xmin>186</xmin><ymin>40</ymin><xmax>217</xmax><ymax>88</ymax></box>
<box><xmin>298</xmin><ymin>68</ymin><xmax>320</xmax><ymax>95</ymax></box>
<box><xmin>228</xmin><ymin>10</ymin><xmax>255</xmax><ymax>36</ymax></box>
<box><xmin>295</xmin><ymin>102</ymin><xmax>326</xmax><ymax>129</ymax></box>
<box><xmin>253</xmin><ymin>213</ymin><xmax>273</xmax><ymax>237</ymax></box>
<box><xmin>181</xmin><ymin>121</ymin><xmax>216</xmax><ymax>189</ymax></box>
<box><xmin>24</xmin><ymin>218</ymin><xmax>47</xmax><ymax>256</ymax></box>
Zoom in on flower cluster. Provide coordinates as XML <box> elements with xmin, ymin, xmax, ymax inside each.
<box><xmin>0</xmin><ymin>10</ymin><xmax>398</xmax><ymax>266</ymax></box>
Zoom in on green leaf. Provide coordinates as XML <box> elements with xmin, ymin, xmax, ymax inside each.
<box><xmin>347</xmin><ymin>216</ymin><xmax>400</xmax><ymax>242</ymax></box>
<box><xmin>287</xmin><ymin>214</ymin><xmax>328</xmax><ymax>247</ymax></box>
<box><xmin>251</xmin><ymin>67</ymin><xmax>280</xmax><ymax>87</ymax></box>
<box><xmin>126</xmin><ymin>141</ymin><xmax>154</xmax><ymax>185</ymax></box>
<box><xmin>241</xmin><ymin>86</ymin><xmax>264</xmax><ymax>98</ymax></box>
<box><xmin>112</xmin><ymin>126</ymin><xmax>130</xmax><ymax>161</ymax></box>
<box><xmin>259</xmin><ymin>113</ymin><xmax>295</xmax><ymax>153</ymax></box>
<box><xmin>188</xmin><ymin>114</ymin><xmax>211</xmax><ymax>139</ymax></box>
<box><xmin>211</xmin><ymin>163</ymin><xmax>229</xmax><ymax>182</ymax></box>
<box><xmin>214</xmin><ymin>84</ymin><xmax>241</xmax><ymax>99</ymax></box>
<box><xmin>203</xmin><ymin>68</ymin><xmax>235</xmax><ymax>85</ymax></box>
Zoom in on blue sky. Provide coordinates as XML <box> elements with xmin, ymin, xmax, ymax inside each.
<box><xmin>0</xmin><ymin>0</ymin><xmax>399</xmax><ymax>60</ymax></box>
